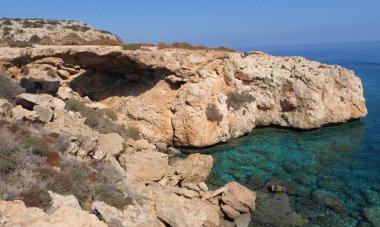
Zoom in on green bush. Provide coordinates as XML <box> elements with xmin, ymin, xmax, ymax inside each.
<box><xmin>206</xmin><ymin>103</ymin><xmax>223</xmax><ymax>122</ymax></box>
<box><xmin>122</xmin><ymin>43</ymin><xmax>142</xmax><ymax>51</ymax></box>
<box><xmin>2</xmin><ymin>19</ymin><xmax>12</xmax><ymax>25</ymax></box>
<box><xmin>227</xmin><ymin>91</ymin><xmax>256</xmax><ymax>109</ymax></box>
<box><xmin>29</xmin><ymin>35</ymin><xmax>41</xmax><ymax>44</ymax></box>
<box><xmin>94</xmin><ymin>184</ymin><xmax>132</xmax><ymax>209</ymax></box>
<box><xmin>22</xmin><ymin>20</ymin><xmax>45</xmax><ymax>28</ymax></box>
<box><xmin>0</xmin><ymin>74</ymin><xmax>25</xmax><ymax>103</ymax></box>
<box><xmin>125</xmin><ymin>126</ymin><xmax>141</xmax><ymax>140</ymax></box>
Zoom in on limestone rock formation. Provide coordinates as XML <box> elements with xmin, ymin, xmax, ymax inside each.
<box><xmin>0</xmin><ymin>200</ymin><xmax>106</xmax><ymax>227</ymax></box>
<box><xmin>0</xmin><ymin>18</ymin><xmax>122</xmax><ymax>46</ymax></box>
<box><xmin>119</xmin><ymin>151</ymin><xmax>169</xmax><ymax>182</ymax></box>
<box><xmin>0</xmin><ymin>46</ymin><xmax>367</xmax><ymax>147</ymax></box>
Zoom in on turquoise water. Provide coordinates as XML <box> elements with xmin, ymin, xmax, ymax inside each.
<box><xmin>193</xmin><ymin>42</ymin><xmax>380</xmax><ymax>226</ymax></box>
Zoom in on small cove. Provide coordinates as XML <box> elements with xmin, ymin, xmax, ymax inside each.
<box><xmin>183</xmin><ymin>41</ymin><xmax>380</xmax><ymax>226</ymax></box>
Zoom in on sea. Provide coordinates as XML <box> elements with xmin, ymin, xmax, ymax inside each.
<box><xmin>190</xmin><ymin>41</ymin><xmax>380</xmax><ymax>226</ymax></box>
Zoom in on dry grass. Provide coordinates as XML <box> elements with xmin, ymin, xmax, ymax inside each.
<box><xmin>0</xmin><ymin>74</ymin><xmax>25</xmax><ymax>103</ymax></box>
<box><xmin>157</xmin><ymin>42</ymin><xmax>238</xmax><ymax>52</ymax></box>
<box><xmin>0</xmin><ymin>120</ymin><xmax>130</xmax><ymax>211</ymax></box>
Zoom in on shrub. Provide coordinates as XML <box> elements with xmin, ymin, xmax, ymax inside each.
<box><xmin>6</xmin><ymin>40</ymin><xmax>34</xmax><ymax>48</ymax></box>
<box><xmin>29</xmin><ymin>35</ymin><xmax>41</xmax><ymax>44</ymax></box>
<box><xmin>2</xmin><ymin>19</ymin><xmax>12</xmax><ymax>25</ymax></box>
<box><xmin>227</xmin><ymin>91</ymin><xmax>256</xmax><ymax>109</ymax></box>
<box><xmin>46</xmin><ymin>20</ymin><xmax>61</xmax><ymax>25</ymax></box>
<box><xmin>125</xmin><ymin>126</ymin><xmax>141</xmax><ymax>140</ymax></box>
<box><xmin>22</xmin><ymin>20</ymin><xmax>45</xmax><ymax>28</ymax></box>
<box><xmin>63</xmin><ymin>24</ymin><xmax>91</xmax><ymax>33</ymax></box>
<box><xmin>122</xmin><ymin>43</ymin><xmax>142</xmax><ymax>51</ymax></box>
<box><xmin>2</xmin><ymin>26</ymin><xmax>12</xmax><ymax>36</ymax></box>
<box><xmin>0</xmin><ymin>74</ymin><xmax>25</xmax><ymax>103</ymax></box>
<box><xmin>0</xmin><ymin>120</ymin><xmax>127</xmax><ymax>210</ymax></box>
<box><xmin>100</xmin><ymin>108</ymin><xmax>118</xmax><ymax>121</ymax></box>
<box><xmin>65</xmin><ymin>99</ymin><xmax>130</xmax><ymax>137</ymax></box>
<box><xmin>157</xmin><ymin>42</ymin><xmax>238</xmax><ymax>52</ymax></box>
<box><xmin>206</xmin><ymin>103</ymin><xmax>223</xmax><ymax>122</ymax></box>
<box><xmin>94</xmin><ymin>184</ymin><xmax>132</xmax><ymax>209</ymax></box>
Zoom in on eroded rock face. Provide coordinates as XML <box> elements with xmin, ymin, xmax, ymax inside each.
<box><xmin>0</xmin><ymin>46</ymin><xmax>368</xmax><ymax>147</ymax></box>
<box><xmin>119</xmin><ymin>151</ymin><xmax>169</xmax><ymax>182</ymax></box>
<box><xmin>0</xmin><ymin>200</ymin><xmax>106</xmax><ymax>227</ymax></box>
<box><xmin>171</xmin><ymin>153</ymin><xmax>213</xmax><ymax>183</ymax></box>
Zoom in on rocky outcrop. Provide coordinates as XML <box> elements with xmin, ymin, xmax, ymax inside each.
<box><xmin>0</xmin><ymin>199</ymin><xmax>106</xmax><ymax>227</ymax></box>
<box><xmin>0</xmin><ymin>46</ymin><xmax>367</xmax><ymax>147</ymax></box>
<box><xmin>0</xmin><ymin>18</ymin><xmax>122</xmax><ymax>46</ymax></box>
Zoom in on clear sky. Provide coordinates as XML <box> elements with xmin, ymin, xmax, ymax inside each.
<box><xmin>1</xmin><ymin>0</ymin><xmax>379</xmax><ymax>48</ymax></box>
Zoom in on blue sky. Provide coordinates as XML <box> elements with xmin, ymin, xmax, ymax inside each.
<box><xmin>1</xmin><ymin>0</ymin><xmax>379</xmax><ymax>48</ymax></box>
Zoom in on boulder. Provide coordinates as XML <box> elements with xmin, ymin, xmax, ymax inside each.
<box><xmin>48</xmin><ymin>191</ymin><xmax>81</xmax><ymax>212</ymax></box>
<box><xmin>221</xmin><ymin>182</ymin><xmax>256</xmax><ymax>213</ymax></box>
<box><xmin>221</xmin><ymin>204</ymin><xmax>241</xmax><ymax>220</ymax></box>
<box><xmin>11</xmin><ymin>105</ymin><xmax>38</xmax><ymax>121</ymax></box>
<box><xmin>33</xmin><ymin>105</ymin><xmax>53</xmax><ymax>123</ymax></box>
<box><xmin>0</xmin><ymin>200</ymin><xmax>106</xmax><ymax>227</ymax></box>
<box><xmin>152</xmin><ymin>186</ymin><xmax>220</xmax><ymax>227</ymax></box>
<box><xmin>57</xmin><ymin>87</ymin><xmax>74</xmax><ymax>100</ymax></box>
<box><xmin>171</xmin><ymin>153</ymin><xmax>213</xmax><ymax>183</ymax></box>
<box><xmin>16</xmin><ymin>93</ymin><xmax>65</xmax><ymax>110</ymax></box>
<box><xmin>93</xmin><ymin>133</ymin><xmax>124</xmax><ymax>160</ymax></box>
<box><xmin>91</xmin><ymin>201</ymin><xmax>124</xmax><ymax>225</ymax></box>
<box><xmin>119</xmin><ymin>151</ymin><xmax>168</xmax><ymax>182</ymax></box>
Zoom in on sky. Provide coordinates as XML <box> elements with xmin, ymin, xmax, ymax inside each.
<box><xmin>1</xmin><ymin>0</ymin><xmax>380</xmax><ymax>48</ymax></box>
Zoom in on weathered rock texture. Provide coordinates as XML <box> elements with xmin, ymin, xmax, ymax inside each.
<box><xmin>0</xmin><ymin>46</ymin><xmax>367</xmax><ymax>147</ymax></box>
<box><xmin>0</xmin><ymin>18</ymin><xmax>122</xmax><ymax>46</ymax></box>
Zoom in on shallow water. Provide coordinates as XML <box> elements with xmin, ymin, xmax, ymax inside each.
<box><xmin>188</xmin><ymin>42</ymin><xmax>380</xmax><ymax>226</ymax></box>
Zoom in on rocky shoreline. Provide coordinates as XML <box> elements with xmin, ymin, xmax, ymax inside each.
<box><xmin>0</xmin><ymin>22</ymin><xmax>367</xmax><ymax>226</ymax></box>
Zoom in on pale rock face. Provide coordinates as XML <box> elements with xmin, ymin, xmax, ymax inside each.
<box><xmin>16</xmin><ymin>93</ymin><xmax>65</xmax><ymax>110</ymax></box>
<box><xmin>119</xmin><ymin>151</ymin><xmax>169</xmax><ymax>182</ymax></box>
<box><xmin>221</xmin><ymin>182</ymin><xmax>256</xmax><ymax>213</ymax></box>
<box><xmin>48</xmin><ymin>191</ymin><xmax>81</xmax><ymax>212</ymax></box>
<box><xmin>144</xmin><ymin>184</ymin><xmax>220</xmax><ymax>227</ymax></box>
<box><xmin>33</xmin><ymin>105</ymin><xmax>53</xmax><ymax>122</ymax></box>
<box><xmin>93</xmin><ymin>133</ymin><xmax>124</xmax><ymax>160</ymax></box>
<box><xmin>0</xmin><ymin>200</ymin><xmax>106</xmax><ymax>227</ymax></box>
<box><xmin>11</xmin><ymin>105</ymin><xmax>38</xmax><ymax>121</ymax></box>
<box><xmin>0</xmin><ymin>46</ymin><xmax>368</xmax><ymax>147</ymax></box>
<box><xmin>171</xmin><ymin>153</ymin><xmax>213</xmax><ymax>183</ymax></box>
<box><xmin>45</xmin><ymin>108</ymin><xmax>98</xmax><ymax>155</ymax></box>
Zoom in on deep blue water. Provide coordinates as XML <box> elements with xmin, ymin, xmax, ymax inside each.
<box><xmin>192</xmin><ymin>42</ymin><xmax>380</xmax><ymax>226</ymax></box>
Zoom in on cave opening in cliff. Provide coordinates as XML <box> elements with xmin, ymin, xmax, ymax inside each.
<box><xmin>69</xmin><ymin>67</ymin><xmax>170</xmax><ymax>101</ymax></box>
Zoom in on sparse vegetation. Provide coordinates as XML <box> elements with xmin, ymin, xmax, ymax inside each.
<box><xmin>227</xmin><ymin>91</ymin><xmax>256</xmax><ymax>109</ymax></box>
<box><xmin>63</xmin><ymin>24</ymin><xmax>91</xmax><ymax>33</ymax></box>
<box><xmin>2</xmin><ymin>19</ymin><xmax>12</xmax><ymax>25</ymax></box>
<box><xmin>122</xmin><ymin>43</ymin><xmax>142</xmax><ymax>51</ymax></box>
<box><xmin>2</xmin><ymin>26</ymin><xmax>12</xmax><ymax>36</ymax></box>
<box><xmin>157</xmin><ymin>42</ymin><xmax>238</xmax><ymax>52</ymax></box>
<box><xmin>22</xmin><ymin>20</ymin><xmax>45</xmax><ymax>28</ymax></box>
<box><xmin>0</xmin><ymin>121</ymin><xmax>128</xmax><ymax>210</ymax></box>
<box><xmin>125</xmin><ymin>126</ymin><xmax>141</xmax><ymax>140</ymax></box>
<box><xmin>206</xmin><ymin>103</ymin><xmax>223</xmax><ymax>122</ymax></box>
<box><xmin>29</xmin><ymin>35</ymin><xmax>41</xmax><ymax>44</ymax></box>
<box><xmin>64</xmin><ymin>99</ymin><xmax>139</xmax><ymax>138</ymax></box>
<box><xmin>0</xmin><ymin>74</ymin><xmax>25</xmax><ymax>103</ymax></box>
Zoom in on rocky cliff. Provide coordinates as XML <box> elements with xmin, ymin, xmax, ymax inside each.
<box><xmin>0</xmin><ymin>46</ymin><xmax>367</xmax><ymax>147</ymax></box>
<box><xmin>0</xmin><ymin>18</ymin><xmax>122</xmax><ymax>46</ymax></box>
